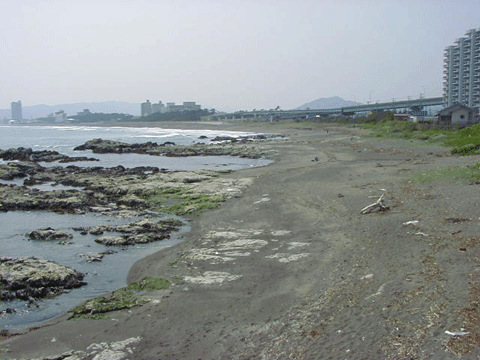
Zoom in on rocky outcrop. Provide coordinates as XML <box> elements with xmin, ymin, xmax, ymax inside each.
<box><xmin>0</xmin><ymin>156</ymin><xmax>256</xmax><ymax>215</ymax></box>
<box><xmin>73</xmin><ymin>138</ymin><xmax>267</xmax><ymax>158</ymax></box>
<box><xmin>77</xmin><ymin>250</ymin><xmax>117</xmax><ymax>263</ymax></box>
<box><xmin>0</xmin><ymin>256</ymin><xmax>86</xmax><ymax>301</ymax></box>
<box><xmin>74</xmin><ymin>218</ymin><xmax>184</xmax><ymax>246</ymax></box>
<box><xmin>28</xmin><ymin>228</ymin><xmax>73</xmax><ymax>241</ymax></box>
<box><xmin>0</xmin><ymin>147</ymin><xmax>98</xmax><ymax>163</ymax></box>
<box><xmin>0</xmin><ymin>161</ymin><xmax>43</xmax><ymax>181</ymax></box>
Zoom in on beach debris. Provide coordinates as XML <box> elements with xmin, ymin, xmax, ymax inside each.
<box><xmin>415</xmin><ymin>232</ymin><xmax>429</xmax><ymax>237</ymax></box>
<box><xmin>312</xmin><ymin>156</ymin><xmax>319</xmax><ymax>162</ymax></box>
<box><xmin>360</xmin><ymin>273</ymin><xmax>374</xmax><ymax>280</ymax></box>
<box><xmin>360</xmin><ymin>194</ymin><xmax>389</xmax><ymax>214</ymax></box>
<box><xmin>445</xmin><ymin>330</ymin><xmax>470</xmax><ymax>336</ymax></box>
<box><xmin>403</xmin><ymin>220</ymin><xmax>419</xmax><ymax>226</ymax></box>
<box><xmin>253</xmin><ymin>197</ymin><xmax>270</xmax><ymax>204</ymax></box>
<box><xmin>365</xmin><ymin>280</ymin><xmax>393</xmax><ymax>299</ymax></box>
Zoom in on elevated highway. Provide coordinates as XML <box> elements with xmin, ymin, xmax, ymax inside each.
<box><xmin>219</xmin><ymin>97</ymin><xmax>444</xmax><ymax>120</ymax></box>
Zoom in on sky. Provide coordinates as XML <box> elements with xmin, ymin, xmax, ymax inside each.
<box><xmin>1</xmin><ymin>0</ymin><xmax>480</xmax><ymax>112</ymax></box>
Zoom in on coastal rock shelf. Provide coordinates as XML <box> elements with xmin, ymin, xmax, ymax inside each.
<box><xmin>0</xmin><ymin>256</ymin><xmax>86</xmax><ymax>301</ymax></box>
<box><xmin>73</xmin><ymin>137</ymin><xmax>272</xmax><ymax>158</ymax></box>
<box><xmin>75</xmin><ymin>218</ymin><xmax>184</xmax><ymax>246</ymax></box>
<box><xmin>0</xmin><ymin>160</ymin><xmax>253</xmax><ymax>215</ymax></box>
<box><xmin>0</xmin><ymin>147</ymin><xmax>98</xmax><ymax>163</ymax></box>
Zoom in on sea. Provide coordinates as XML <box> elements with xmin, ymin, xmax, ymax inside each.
<box><xmin>0</xmin><ymin>125</ymin><xmax>270</xmax><ymax>330</ymax></box>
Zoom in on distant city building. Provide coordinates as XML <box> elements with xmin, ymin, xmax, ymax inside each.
<box><xmin>11</xmin><ymin>100</ymin><xmax>22</xmax><ymax>121</ymax></box>
<box><xmin>77</xmin><ymin>109</ymin><xmax>91</xmax><ymax>116</ymax></box>
<box><xmin>152</xmin><ymin>101</ymin><xmax>165</xmax><ymax>114</ymax></box>
<box><xmin>141</xmin><ymin>100</ymin><xmax>202</xmax><ymax>116</ymax></box>
<box><xmin>443</xmin><ymin>28</ymin><xmax>480</xmax><ymax>108</ymax></box>
<box><xmin>141</xmin><ymin>100</ymin><xmax>152</xmax><ymax>117</ymax></box>
<box><xmin>165</xmin><ymin>101</ymin><xmax>202</xmax><ymax>113</ymax></box>
<box><xmin>55</xmin><ymin>110</ymin><xmax>67</xmax><ymax>123</ymax></box>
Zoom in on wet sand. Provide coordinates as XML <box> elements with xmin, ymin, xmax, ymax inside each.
<box><xmin>2</xmin><ymin>121</ymin><xmax>480</xmax><ymax>359</ymax></box>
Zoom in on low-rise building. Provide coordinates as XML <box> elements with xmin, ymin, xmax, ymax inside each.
<box><xmin>77</xmin><ymin>109</ymin><xmax>91</xmax><ymax>116</ymax></box>
<box><xmin>393</xmin><ymin>113</ymin><xmax>411</xmax><ymax>121</ymax></box>
<box><xmin>436</xmin><ymin>104</ymin><xmax>479</xmax><ymax>125</ymax></box>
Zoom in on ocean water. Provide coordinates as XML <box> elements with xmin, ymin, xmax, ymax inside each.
<box><xmin>0</xmin><ymin>125</ymin><xmax>269</xmax><ymax>330</ymax></box>
<box><xmin>0</xmin><ymin>125</ymin><xmax>269</xmax><ymax>170</ymax></box>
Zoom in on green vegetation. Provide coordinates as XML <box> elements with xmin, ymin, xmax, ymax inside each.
<box><xmin>344</xmin><ymin>111</ymin><xmax>480</xmax><ymax>155</ymax></box>
<box><xmin>71</xmin><ymin>112</ymin><xmax>134</xmax><ymax>123</ymax></box>
<box><xmin>446</xmin><ymin>125</ymin><xmax>480</xmax><ymax>155</ymax></box>
<box><xmin>142</xmin><ymin>109</ymin><xmax>213</xmax><ymax>122</ymax></box>
<box><xmin>125</xmin><ymin>277</ymin><xmax>171</xmax><ymax>292</ymax></box>
<box><xmin>69</xmin><ymin>277</ymin><xmax>171</xmax><ymax>320</ymax></box>
<box><xmin>141</xmin><ymin>187</ymin><xmax>226</xmax><ymax>216</ymax></box>
<box><xmin>411</xmin><ymin>163</ymin><xmax>480</xmax><ymax>183</ymax></box>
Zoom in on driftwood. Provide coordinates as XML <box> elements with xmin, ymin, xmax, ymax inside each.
<box><xmin>360</xmin><ymin>194</ymin><xmax>389</xmax><ymax>214</ymax></box>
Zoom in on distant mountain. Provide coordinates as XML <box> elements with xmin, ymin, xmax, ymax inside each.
<box><xmin>0</xmin><ymin>101</ymin><xmax>141</xmax><ymax>119</ymax></box>
<box><xmin>294</xmin><ymin>96</ymin><xmax>363</xmax><ymax>110</ymax></box>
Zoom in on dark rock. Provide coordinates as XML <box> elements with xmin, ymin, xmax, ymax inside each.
<box><xmin>28</xmin><ymin>228</ymin><xmax>73</xmax><ymax>241</ymax></box>
<box><xmin>0</xmin><ymin>256</ymin><xmax>86</xmax><ymax>301</ymax></box>
<box><xmin>0</xmin><ymin>147</ymin><xmax>98</xmax><ymax>163</ymax></box>
<box><xmin>72</xmin><ymin>138</ymin><xmax>265</xmax><ymax>158</ymax></box>
<box><xmin>93</xmin><ymin>219</ymin><xmax>183</xmax><ymax>246</ymax></box>
<box><xmin>210</xmin><ymin>136</ymin><xmax>237</xmax><ymax>142</ymax></box>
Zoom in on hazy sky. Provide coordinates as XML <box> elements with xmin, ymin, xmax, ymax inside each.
<box><xmin>1</xmin><ymin>0</ymin><xmax>480</xmax><ymax>111</ymax></box>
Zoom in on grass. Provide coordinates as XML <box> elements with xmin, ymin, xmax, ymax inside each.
<box><xmin>445</xmin><ymin>124</ymin><xmax>480</xmax><ymax>155</ymax></box>
<box><xmin>411</xmin><ymin>163</ymin><xmax>480</xmax><ymax>183</ymax></box>
<box><xmin>356</xmin><ymin>116</ymin><xmax>480</xmax><ymax>155</ymax></box>
<box><xmin>69</xmin><ymin>277</ymin><xmax>171</xmax><ymax>320</ymax></box>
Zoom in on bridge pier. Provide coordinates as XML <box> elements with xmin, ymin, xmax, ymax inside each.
<box><xmin>409</xmin><ymin>105</ymin><xmax>424</xmax><ymax>112</ymax></box>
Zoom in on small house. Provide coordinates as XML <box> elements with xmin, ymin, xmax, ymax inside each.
<box><xmin>436</xmin><ymin>104</ymin><xmax>479</xmax><ymax>125</ymax></box>
<box><xmin>394</xmin><ymin>113</ymin><xmax>411</xmax><ymax>121</ymax></box>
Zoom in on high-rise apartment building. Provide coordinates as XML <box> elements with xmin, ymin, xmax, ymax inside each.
<box><xmin>11</xmin><ymin>100</ymin><xmax>22</xmax><ymax>121</ymax></box>
<box><xmin>152</xmin><ymin>101</ymin><xmax>165</xmax><ymax>114</ymax></box>
<box><xmin>141</xmin><ymin>100</ymin><xmax>152</xmax><ymax>117</ymax></box>
<box><xmin>141</xmin><ymin>99</ymin><xmax>202</xmax><ymax>116</ymax></box>
<box><xmin>443</xmin><ymin>28</ymin><xmax>480</xmax><ymax>108</ymax></box>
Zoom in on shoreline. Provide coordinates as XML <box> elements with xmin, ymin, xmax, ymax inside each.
<box><xmin>2</xmin><ymin>121</ymin><xmax>480</xmax><ymax>359</ymax></box>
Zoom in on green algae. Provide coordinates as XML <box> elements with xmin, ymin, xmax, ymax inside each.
<box><xmin>69</xmin><ymin>277</ymin><xmax>171</xmax><ymax>320</ymax></box>
<box><xmin>141</xmin><ymin>188</ymin><xmax>226</xmax><ymax>216</ymax></box>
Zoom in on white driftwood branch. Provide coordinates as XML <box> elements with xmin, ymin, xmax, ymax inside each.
<box><xmin>360</xmin><ymin>194</ymin><xmax>388</xmax><ymax>214</ymax></box>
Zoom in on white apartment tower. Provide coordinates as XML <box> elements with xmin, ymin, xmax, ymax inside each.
<box><xmin>443</xmin><ymin>28</ymin><xmax>480</xmax><ymax>108</ymax></box>
<box><xmin>141</xmin><ymin>100</ymin><xmax>152</xmax><ymax>117</ymax></box>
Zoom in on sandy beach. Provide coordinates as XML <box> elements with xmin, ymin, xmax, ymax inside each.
<box><xmin>2</xmin><ymin>121</ymin><xmax>480</xmax><ymax>359</ymax></box>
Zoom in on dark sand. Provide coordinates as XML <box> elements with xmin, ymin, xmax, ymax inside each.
<box><xmin>2</xmin><ymin>121</ymin><xmax>480</xmax><ymax>359</ymax></box>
